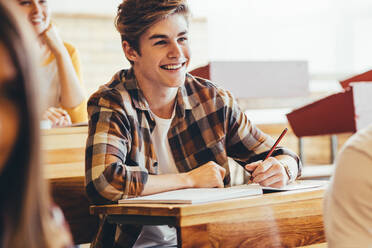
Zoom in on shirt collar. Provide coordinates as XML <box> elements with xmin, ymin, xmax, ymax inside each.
<box><xmin>122</xmin><ymin>68</ymin><xmax>149</xmax><ymax>111</ymax></box>
<box><xmin>175</xmin><ymin>75</ymin><xmax>196</xmax><ymax>117</ymax></box>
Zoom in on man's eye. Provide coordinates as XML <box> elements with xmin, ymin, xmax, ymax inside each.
<box><xmin>19</xmin><ymin>1</ymin><xmax>31</xmax><ymax>6</ymax></box>
<box><xmin>179</xmin><ymin>37</ymin><xmax>188</xmax><ymax>43</ymax></box>
<box><xmin>154</xmin><ymin>40</ymin><xmax>167</xmax><ymax>46</ymax></box>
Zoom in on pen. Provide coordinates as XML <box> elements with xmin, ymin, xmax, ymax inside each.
<box><xmin>264</xmin><ymin>127</ymin><xmax>288</xmax><ymax>160</ymax></box>
<box><xmin>248</xmin><ymin>128</ymin><xmax>288</xmax><ymax>183</ymax></box>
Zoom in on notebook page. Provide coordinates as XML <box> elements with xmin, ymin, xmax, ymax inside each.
<box><xmin>119</xmin><ymin>184</ymin><xmax>262</xmax><ymax>204</ymax></box>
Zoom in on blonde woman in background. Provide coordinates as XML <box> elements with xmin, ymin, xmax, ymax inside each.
<box><xmin>16</xmin><ymin>0</ymin><xmax>87</xmax><ymax>127</ymax></box>
<box><xmin>0</xmin><ymin>1</ymin><xmax>73</xmax><ymax>247</ymax></box>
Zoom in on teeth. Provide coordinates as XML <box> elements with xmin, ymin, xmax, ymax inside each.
<box><xmin>31</xmin><ymin>17</ymin><xmax>43</xmax><ymax>23</ymax></box>
<box><xmin>162</xmin><ymin>64</ymin><xmax>183</xmax><ymax>70</ymax></box>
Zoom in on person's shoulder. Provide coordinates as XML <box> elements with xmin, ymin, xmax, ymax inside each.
<box><xmin>343</xmin><ymin>124</ymin><xmax>372</xmax><ymax>157</ymax></box>
<box><xmin>90</xmin><ymin>70</ymin><xmax>128</xmax><ymax>98</ymax></box>
<box><xmin>186</xmin><ymin>73</ymin><xmax>218</xmax><ymax>88</ymax></box>
<box><xmin>88</xmin><ymin>70</ymin><xmax>130</xmax><ymax>107</ymax></box>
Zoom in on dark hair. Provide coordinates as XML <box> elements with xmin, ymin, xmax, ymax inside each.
<box><xmin>115</xmin><ymin>0</ymin><xmax>190</xmax><ymax>62</ymax></box>
<box><xmin>0</xmin><ymin>1</ymin><xmax>64</xmax><ymax>247</ymax></box>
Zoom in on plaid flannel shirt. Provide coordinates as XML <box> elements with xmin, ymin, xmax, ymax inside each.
<box><xmin>85</xmin><ymin>69</ymin><xmax>302</xmax><ymax>247</ymax></box>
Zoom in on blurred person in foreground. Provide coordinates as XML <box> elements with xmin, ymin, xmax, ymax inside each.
<box><xmin>0</xmin><ymin>1</ymin><xmax>73</xmax><ymax>247</ymax></box>
<box><xmin>324</xmin><ymin>123</ymin><xmax>372</xmax><ymax>247</ymax></box>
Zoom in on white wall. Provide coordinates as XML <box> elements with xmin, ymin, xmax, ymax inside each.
<box><xmin>204</xmin><ymin>0</ymin><xmax>372</xmax><ymax>77</ymax></box>
<box><xmin>50</xmin><ymin>0</ymin><xmax>121</xmax><ymax>15</ymax></box>
<box><xmin>50</xmin><ymin>0</ymin><xmax>206</xmax><ymax>17</ymax></box>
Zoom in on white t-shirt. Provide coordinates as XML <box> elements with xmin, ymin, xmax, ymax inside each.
<box><xmin>40</xmin><ymin>59</ymin><xmax>61</xmax><ymax>108</ymax></box>
<box><xmin>151</xmin><ymin>113</ymin><xmax>178</xmax><ymax>174</ymax></box>
<box><xmin>133</xmin><ymin>112</ymin><xmax>178</xmax><ymax>248</ymax></box>
<box><xmin>324</xmin><ymin>124</ymin><xmax>372</xmax><ymax>247</ymax></box>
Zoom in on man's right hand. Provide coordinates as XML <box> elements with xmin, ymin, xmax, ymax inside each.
<box><xmin>186</xmin><ymin>161</ymin><xmax>226</xmax><ymax>188</ymax></box>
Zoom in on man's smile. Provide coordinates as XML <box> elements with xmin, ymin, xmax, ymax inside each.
<box><xmin>160</xmin><ymin>62</ymin><xmax>187</xmax><ymax>71</ymax></box>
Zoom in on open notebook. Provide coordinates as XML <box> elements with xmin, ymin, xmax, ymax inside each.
<box><xmin>118</xmin><ymin>180</ymin><xmax>327</xmax><ymax>205</ymax></box>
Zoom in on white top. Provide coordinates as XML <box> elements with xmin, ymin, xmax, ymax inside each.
<box><xmin>40</xmin><ymin>58</ymin><xmax>61</xmax><ymax>108</ymax></box>
<box><xmin>324</xmin><ymin>124</ymin><xmax>372</xmax><ymax>247</ymax></box>
<box><xmin>151</xmin><ymin>113</ymin><xmax>178</xmax><ymax>174</ymax></box>
<box><xmin>133</xmin><ymin>112</ymin><xmax>178</xmax><ymax>248</ymax></box>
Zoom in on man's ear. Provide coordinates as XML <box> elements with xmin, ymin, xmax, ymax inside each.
<box><xmin>122</xmin><ymin>41</ymin><xmax>139</xmax><ymax>62</ymax></box>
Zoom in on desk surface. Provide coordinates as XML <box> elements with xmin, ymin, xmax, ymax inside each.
<box><xmin>41</xmin><ymin>125</ymin><xmax>88</xmax><ymax>136</ymax></box>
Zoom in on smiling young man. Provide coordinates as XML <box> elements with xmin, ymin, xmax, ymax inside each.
<box><xmin>85</xmin><ymin>0</ymin><xmax>302</xmax><ymax>247</ymax></box>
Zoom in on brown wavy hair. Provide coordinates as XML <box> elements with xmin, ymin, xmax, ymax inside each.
<box><xmin>115</xmin><ymin>0</ymin><xmax>190</xmax><ymax>61</ymax></box>
<box><xmin>0</xmin><ymin>1</ymin><xmax>70</xmax><ymax>247</ymax></box>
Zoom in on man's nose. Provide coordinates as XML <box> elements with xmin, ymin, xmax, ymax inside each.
<box><xmin>168</xmin><ymin>42</ymin><xmax>182</xmax><ymax>59</ymax></box>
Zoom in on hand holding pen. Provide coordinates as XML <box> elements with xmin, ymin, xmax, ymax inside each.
<box><xmin>245</xmin><ymin>128</ymin><xmax>289</xmax><ymax>188</ymax></box>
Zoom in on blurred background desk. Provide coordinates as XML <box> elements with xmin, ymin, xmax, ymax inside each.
<box><xmin>42</xmin><ymin>125</ymin><xmax>88</xmax><ymax>178</ymax></box>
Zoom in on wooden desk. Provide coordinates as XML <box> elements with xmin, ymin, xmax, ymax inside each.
<box><xmin>42</xmin><ymin>126</ymin><xmax>88</xmax><ymax>178</ymax></box>
<box><xmin>41</xmin><ymin>126</ymin><xmax>97</xmax><ymax>244</ymax></box>
<box><xmin>91</xmin><ymin>188</ymin><xmax>326</xmax><ymax>248</ymax></box>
